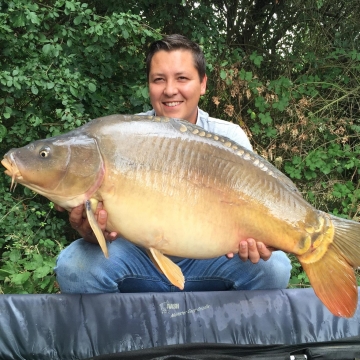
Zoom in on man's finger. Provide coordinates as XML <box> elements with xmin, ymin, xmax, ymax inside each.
<box><xmin>69</xmin><ymin>205</ymin><xmax>85</xmax><ymax>225</ymax></box>
<box><xmin>97</xmin><ymin>209</ymin><xmax>107</xmax><ymax>230</ymax></box>
<box><xmin>247</xmin><ymin>238</ymin><xmax>260</xmax><ymax>263</ymax></box>
<box><xmin>257</xmin><ymin>242</ymin><xmax>272</xmax><ymax>261</ymax></box>
<box><xmin>54</xmin><ymin>204</ymin><xmax>65</xmax><ymax>212</ymax></box>
<box><xmin>105</xmin><ymin>231</ymin><xmax>118</xmax><ymax>242</ymax></box>
<box><xmin>238</xmin><ymin>240</ymin><xmax>249</xmax><ymax>262</ymax></box>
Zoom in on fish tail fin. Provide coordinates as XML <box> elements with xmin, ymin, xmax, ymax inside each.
<box><xmin>329</xmin><ymin>215</ymin><xmax>360</xmax><ymax>267</ymax></box>
<box><xmin>298</xmin><ymin>215</ymin><xmax>360</xmax><ymax>318</ymax></box>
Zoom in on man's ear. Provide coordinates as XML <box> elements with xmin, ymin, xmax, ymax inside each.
<box><xmin>200</xmin><ymin>74</ymin><xmax>207</xmax><ymax>95</ymax></box>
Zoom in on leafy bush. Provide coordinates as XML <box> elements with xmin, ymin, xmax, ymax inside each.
<box><xmin>200</xmin><ymin>4</ymin><xmax>360</xmax><ymax>286</ymax></box>
<box><xmin>1</xmin><ymin>0</ymin><xmax>359</xmax><ymax>293</ymax></box>
<box><xmin>0</xmin><ymin>192</ymin><xmax>67</xmax><ymax>293</ymax></box>
<box><xmin>0</xmin><ymin>0</ymin><xmax>159</xmax><ymax>293</ymax></box>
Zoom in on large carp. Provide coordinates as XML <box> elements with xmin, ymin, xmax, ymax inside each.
<box><xmin>2</xmin><ymin>115</ymin><xmax>360</xmax><ymax>317</ymax></box>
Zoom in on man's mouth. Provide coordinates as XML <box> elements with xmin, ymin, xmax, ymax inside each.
<box><xmin>163</xmin><ymin>101</ymin><xmax>182</xmax><ymax>107</ymax></box>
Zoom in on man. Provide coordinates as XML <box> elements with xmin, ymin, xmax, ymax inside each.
<box><xmin>55</xmin><ymin>34</ymin><xmax>291</xmax><ymax>293</ymax></box>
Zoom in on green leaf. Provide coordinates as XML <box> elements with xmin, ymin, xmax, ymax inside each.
<box><xmin>70</xmin><ymin>86</ymin><xmax>78</xmax><ymax>97</ymax></box>
<box><xmin>24</xmin><ymin>261</ymin><xmax>40</xmax><ymax>271</ymax></box>
<box><xmin>95</xmin><ymin>24</ymin><xmax>103</xmax><ymax>35</ymax></box>
<box><xmin>74</xmin><ymin>15</ymin><xmax>83</xmax><ymax>25</ymax></box>
<box><xmin>27</xmin><ymin>11</ymin><xmax>40</xmax><ymax>25</ymax></box>
<box><xmin>141</xmin><ymin>87</ymin><xmax>148</xmax><ymax>98</ymax></box>
<box><xmin>220</xmin><ymin>70</ymin><xmax>226</xmax><ymax>80</ymax></box>
<box><xmin>33</xmin><ymin>265</ymin><xmax>52</xmax><ymax>279</ymax></box>
<box><xmin>13</xmin><ymin>12</ymin><xmax>26</xmax><ymax>27</ymax></box>
<box><xmin>245</xmin><ymin>71</ymin><xmax>252</xmax><ymax>81</ymax></box>
<box><xmin>65</xmin><ymin>1</ymin><xmax>76</xmax><ymax>12</ymax></box>
<box><xmin>13</xmin><ymin>80</ymin><xmax>21</xmax><ymax>89</ymax></box>
<box><xmin>31</xmin><ymin>85</ymin><xmax>39</xmax><ymax>95</ymax></box>
<box><xmin>88</xmin><ymin>83</ymin><xmax>96</xmax><ymax>92</ymax></box>
<box><xmin>10</xmin><ymin>272</ymin><xmax>31</xmax><ymax>285</ymax></box>
<box><xmin>122</xmin><ymin>29</ymin><xmax>129</xmax><ymax>39</ymax></box>
<box><xmin>250</xmin><ymin>52</ymin><xmax>263</xmax><ymax>67</ymax></box>
<box><xmin>258</xmin><ymin>112</ymin><xmax>272</xmax><ymax>125</ymax></box>
<box><xmin>0</xmin><ymin>124</ymin><xmax>7</xmax><ymax>141</ymax></box>
<box><xmin>42</xmin><ymin>44</ymin><xmax>52</xmax><ymax>55</ymax></box>
<box><xmin>9</xmin><ymin>250</ymin><xmax>21</xmax><ymax>262</ymax></box>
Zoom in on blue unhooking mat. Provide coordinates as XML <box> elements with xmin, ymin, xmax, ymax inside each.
<box><xmin>0</xmin><ymin>288</ymin><xmax>359</xmax><ymax>359</ymax></box>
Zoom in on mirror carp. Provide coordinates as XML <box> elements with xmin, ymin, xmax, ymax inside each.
<box><xmin>2</xmin><ymin>115</ymin><xmax>360</xmax><ymax>318</ymax></box>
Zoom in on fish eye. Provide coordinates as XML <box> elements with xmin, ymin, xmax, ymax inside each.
<box><xmin>39</xmin><ymin>146</ymin><xmax>50</xmax><ymax>158</ymax></box>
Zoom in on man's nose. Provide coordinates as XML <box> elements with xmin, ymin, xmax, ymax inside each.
<box><xmin>163</xmin><ymin>80</ymin><xmax>178</xmax><ymax>96</ymax></box>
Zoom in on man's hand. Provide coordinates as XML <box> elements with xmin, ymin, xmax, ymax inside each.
<box><xmin>226</xmin><ymin>239</ymin><xmax>272</xmax><ymax>263</ymax></box>
<box><xmin>55</xmin><ymin>203</ymin><xmax>118</xmax><ymax>244</ymax></box>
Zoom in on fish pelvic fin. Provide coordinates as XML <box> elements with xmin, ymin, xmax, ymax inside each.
<box><xmin>85</xmin><ymin>199</ymin><xmax>109</xmax><ymax>258</ymax></box>
<box><xmin>148</xmin><ymin>247</ymin><xmax>185</xmax><ymax>290</ymax></box>
<box><xmin>298</xmin><ymin>214</ymin><xmax>360</xmax><ymax>318</ymax></box>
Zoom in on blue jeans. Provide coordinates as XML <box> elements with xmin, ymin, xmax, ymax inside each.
<box><xmin>54</xmin><ymin>238</ymin><xmax>291</xmax><ymax>293</ymax></box>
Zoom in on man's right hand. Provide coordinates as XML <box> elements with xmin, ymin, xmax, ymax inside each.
<box><xmin>55</xmin><ymin>203</ymin><xmax>118</xmax><ymax>244</ymax></box>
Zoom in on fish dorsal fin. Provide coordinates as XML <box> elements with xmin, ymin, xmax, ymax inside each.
<box><xmin>85</xmin><ymin>199</ymin><xmax>109</xmax><ymax>258</ymax></box>
<box><xmin>147</xmin><ymin>247</ymin><xmax>185</xmax><ymax>290</ymax></box>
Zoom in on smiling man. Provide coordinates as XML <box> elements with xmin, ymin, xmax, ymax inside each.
<box><xmin>148</xmin><ymin>47</ymin><xmax>206</xmax><ymax>124</ymax></box>
<box><xmin>54</xmin><ymin>34</ymin><xmax>291</xmax><ymax>293</ymax></box>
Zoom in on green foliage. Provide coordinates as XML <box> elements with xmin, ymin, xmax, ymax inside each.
<box><xmin>194</xmin><ymin>0</ymin><xmax>360</xmax><ymax>287</ymax></box>
<box><xmin>288</xmin><ymin>255</ymin><xmax>311</xmax><ymax>288</ymax></box>
<box><xmin>1</xmin><ymin>0</ymin><xmax>359</xmax><ymax>293</ymax></box>
<box><xmin>0</xmin><ymin>0</ymin><xmax>160</xmax><ymax>293</ymax></box>
<box><xmin>1</xmin><ymin>0</ymin><xmax>159</xmax><ymax>148</ymax></box>
<box><xmin>0</xmin><ymin>189</ymin><xmax>68</xmax><ymax>293</ymax></box>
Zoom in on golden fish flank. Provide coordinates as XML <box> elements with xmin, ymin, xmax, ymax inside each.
<box><xmin>2</xmin><ymin>114</ymin><xmax>360</xmax><ymax>318</ymax></box>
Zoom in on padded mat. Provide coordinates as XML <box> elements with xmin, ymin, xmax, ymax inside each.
<box><xmin>0</xmin><ymin>288</ymin><xmax>359</xmax><ymax>359</ymax></box>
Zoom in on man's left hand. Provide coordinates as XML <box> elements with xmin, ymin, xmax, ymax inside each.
<box><xmin>226</xmin><ymin>239</ymin><xmax>272</xmax><ymax>263</ymax></box>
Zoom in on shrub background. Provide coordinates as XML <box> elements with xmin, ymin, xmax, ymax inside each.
<box><xmin>0</xmin><ymin>0</ymin><xmax>359</xmax><ymax>293</ymax></box>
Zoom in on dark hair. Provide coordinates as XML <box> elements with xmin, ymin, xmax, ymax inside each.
<box><xmin>146</xmin><ymin>34</ymin><xmax>206</xmax><ymax>81</ymax></box>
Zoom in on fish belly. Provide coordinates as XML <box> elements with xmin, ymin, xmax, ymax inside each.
<box><xmin>101</xmin><ymin>170</ymin><xmax>312</xmax><ymax>259</ymax></box>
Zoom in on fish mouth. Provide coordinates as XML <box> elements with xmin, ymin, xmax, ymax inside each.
<box><xmin>1</xmin><ymin>156</ymin><xmax>22</xmax><ymax>191</ymax></box>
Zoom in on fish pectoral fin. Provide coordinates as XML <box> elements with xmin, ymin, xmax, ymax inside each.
<box><xmin>147</xmin><ymin>247</ymin><xmax>185</xmax><ymax>290</ymax></box>
<box><xmin>299</xmin><ymin>246</ymin><xmax>357</xmax><ymax>318</ymax></box>
<box><xmin>85</xmin><ymin>199</ymin><xmax>109</xmax><ymax>258</ymax></box>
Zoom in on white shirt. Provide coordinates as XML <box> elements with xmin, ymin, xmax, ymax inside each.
<box><xmin>138</xmin><ymin>108</ymin><xmax>253</xmax><ymax>151</ymax></box>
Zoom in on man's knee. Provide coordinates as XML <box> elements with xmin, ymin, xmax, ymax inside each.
<box><xmin>267</xmin><ymin>251</ymin><xmax>292</xmax><ymax>288</ymax></box>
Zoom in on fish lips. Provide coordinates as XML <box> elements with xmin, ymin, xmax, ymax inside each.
<box><xmin>1</xmin><ymin>155</ymin><xmax>23</xmax><ymax>191</ymax></box>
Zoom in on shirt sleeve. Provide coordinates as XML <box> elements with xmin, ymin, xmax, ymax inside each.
<box><xmin>224</xmin><ymin>125</ymin><xmax>253</xmax><ymax>151</ymax></box>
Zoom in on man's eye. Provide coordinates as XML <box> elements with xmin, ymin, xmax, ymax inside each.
<box><xmin>154</xmin><ymin>78</ymin><xmax>164</xmax><ymax>82</ymax></box>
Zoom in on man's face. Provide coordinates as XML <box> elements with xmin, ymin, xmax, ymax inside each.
<box><xmin>148</xmin><ymin>49</ymin><xmax>207</xmax><ymax>124</ymax></box>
